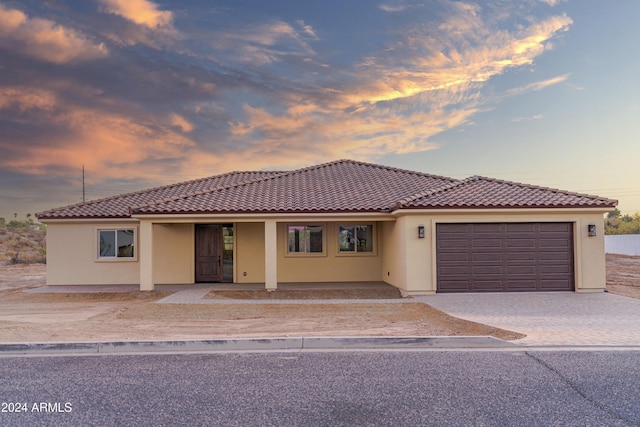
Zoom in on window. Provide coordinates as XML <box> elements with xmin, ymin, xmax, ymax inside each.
<box><xmin>98</xmin><ymin>229</ymin><xmax>135</xmax><ymax>259</ymax></box>
<box><xmin>339</xmin><ymin>224</ymin><xmax>374</xmax><ymax>253</ymax></box>
<box><xmin>287</xmin><ymin>225</ymin><xmax>323</xmax><ymax>254</ymax></box>
<box><xmin>222</xmin><ymin>225</ymin><xmax>234</xmax><ymax>282</ymax></box>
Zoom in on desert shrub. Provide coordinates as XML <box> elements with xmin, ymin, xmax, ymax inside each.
<box><xmin>0</xmin><ymin>225</ymin><xmax>47</xmax><ymax>264</ymax></box>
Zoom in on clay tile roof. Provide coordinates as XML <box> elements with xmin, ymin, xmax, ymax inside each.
<box><xmin>130</xmin><ymin>159</ymin><xmax>458</xmax><ymax>215</ymax></box>
<box><xmin>397</xmin><ymin>175</ymin><xmax>618</xmax><ymax>209</ymax></box>
<box><xmin>36</xmin><ymin>171</ymin><xmax>282</xmax><ymax>220</ymax></box>
<box><xmin>36</xmin><ymin>160</ymin><xmax>617</xmax><ymax>220</ymax></box>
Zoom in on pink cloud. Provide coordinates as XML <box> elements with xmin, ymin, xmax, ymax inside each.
<box><xmin>98</xmin><ymin>0</ymin><xmax>172</xmax><ymax>28</ymax></box>
<box><xmin>0</xmin><ymin>100</ymin><xmax>195</xmax><ymax>178</ymax></box>
<box><xmin>0</xmin><ymin>87</ymin><xmax>57</xmax><ymax>112</ymax></box>
<box><xmin>0</xmin><ymin>4</ymin><xmax>108</xmax><ymax>64</ymax></box>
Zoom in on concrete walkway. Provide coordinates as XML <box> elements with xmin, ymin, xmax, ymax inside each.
<box><xmin>424</xmin><ymin>292</ymin><xmax>640</xmax><ymax>346</ymax></box>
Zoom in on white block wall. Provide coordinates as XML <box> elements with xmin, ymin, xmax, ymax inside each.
<box><xmin>605</xmin><ymin>234</ymin><xmax>640</xmax><ymax>256</ymax></box>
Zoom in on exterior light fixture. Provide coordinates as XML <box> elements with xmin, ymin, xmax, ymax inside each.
<box><xmin>587</xmin><ymin>224</ymin><xmax>596</xmax><ymax>237</ymax></box>
<box><xmin>418</xmin><ymin>225</ymin><xmax>425</xmax><ymax>239</ymax></box>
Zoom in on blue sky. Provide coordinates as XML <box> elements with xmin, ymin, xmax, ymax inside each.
<box><xmin>1</xmin><ymin>0</ymin><xmax>638</xmax><ymax>221</ymax></box>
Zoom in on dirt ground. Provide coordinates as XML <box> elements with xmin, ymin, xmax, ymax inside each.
<box><xmin>606</xmin><ymin>254</ymin><xmax>640</xmax><ymax>299</ymax></box>
<box><xmin>0</xmin><ymin>254</ymin><xmax>638</xmax><ymax>343</ymax></box>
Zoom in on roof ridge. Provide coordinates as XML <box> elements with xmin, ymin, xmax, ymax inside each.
<box><xmin>129</xmin><ymin>161</ymin><xmax>349</xmax><ymax>213</ymax></box>
<box><xmin>469</xmin><ymin>175</ymin><xmax>619</xmax><ymax>203</ymax></box>
<box><xmin>275</xmin><ymin>158</ymin><xmax>459</xmax><ymax>182</ymax></box>
<box><xmin>395</xmin><ymin>174</ymin><xmax>617</xmax><ymax>210</ymax></box>
<box><xmin>334</xmin><ymin>159</ymin><xmax>460</xmax><ymax>182</ymax></box>
<box><xmin>394</xmin><ymin>178</ymin><xmax>467</xmax><ymax>209</ymax></box>
<box><xmin>36</xmin><ymin>170</ymin><xmax>279</xmax><ymax>218</ymax></box>
<box><xmin>130</xmin><ymin>170</ymin><xmax>292</xmax><ymax>213</ymax></box>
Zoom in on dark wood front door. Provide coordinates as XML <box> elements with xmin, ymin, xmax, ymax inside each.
<box><xmin>195</xmin><ymin>225</ymin><xmax>223</xmax><ymax>282</ymax></box>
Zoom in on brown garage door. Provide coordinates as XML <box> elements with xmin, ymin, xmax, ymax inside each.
<box><xmin>436</xmin><ymin>223</ymin><xmax>574</xmax><ymax>293</ymax></box>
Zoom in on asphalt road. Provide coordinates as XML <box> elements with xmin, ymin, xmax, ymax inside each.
<box><xmin>1</xmin><ymin>350</ymin><xmax>639</xmax><ymax>426</ymax></box>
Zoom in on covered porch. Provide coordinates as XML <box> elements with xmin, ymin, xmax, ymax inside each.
<box><xmin>136</xmin><ymin>216</ymin><xmax>398</xmax><ymax>292</ymax></box>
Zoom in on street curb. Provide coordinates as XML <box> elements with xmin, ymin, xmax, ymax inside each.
<box><xmin>0</xmin><ymin>336</ymin><xmax>515</xmax><ymax>355</ymax></box>
<box><xmin>302</xmin><ymin>336</ymin><xmax>514</xmax><ymax>349</ymax></box>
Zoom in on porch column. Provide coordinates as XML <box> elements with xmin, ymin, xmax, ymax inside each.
<box><xmin>139</xmin><ymin>220</ymin><xmax>154</xmax><ymax>291</ymax></box>
<box><xmin>264</xmin><ymin>219</ymin><xmax>277</xmax><ymax>291</ymax></box>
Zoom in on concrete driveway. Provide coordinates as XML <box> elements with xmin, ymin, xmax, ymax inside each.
<box><xmin>424</xmin><ymin>292</ymin><xmax>640</xmax><ymax>346</ymax></box>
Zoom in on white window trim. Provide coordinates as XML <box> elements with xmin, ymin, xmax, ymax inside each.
<box><xmin>285</xmin><ymin>223</ymin><xmax>327</xmax><ymax>257</ymax></box>
<box><xmin>95</xmin><ymin>226</ymin><xmax>138</xmax><ymax>262</ymax></box>
<box><xmin>336</xmin><ymin>223</ymin><xmax>377</xmax><ymax>257</ymax></box>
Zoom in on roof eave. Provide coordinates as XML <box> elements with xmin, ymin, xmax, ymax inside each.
<box><xmin>131</xmin><ymin>208</ymin><xmax>389</xmax><ymax>216</ymax></box>
<box><xmin>129</xmin><ymin>210</ymin><xmax>397</xmax><ymax>222</ymax></box>
<box><xmin>37</xmin><ymin>216</ymin><xmax>136</xmax><ymax>223</ymax></box>
<box><xmin>391</xmin><ymin>205</ymin><xmax>617</xmax><ymax>215</ymax></box>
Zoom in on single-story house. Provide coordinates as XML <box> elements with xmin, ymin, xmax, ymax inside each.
<box><xmin>36</xmin><ymin>159</ymin><xmax>617</xmax><ymax>295</ymax></box>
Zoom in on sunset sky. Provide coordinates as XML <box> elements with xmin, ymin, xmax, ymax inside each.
<box><xmin>1</xmin><ymin>0</ymin><xmax>639</xmax><ymax>221</ymax></box>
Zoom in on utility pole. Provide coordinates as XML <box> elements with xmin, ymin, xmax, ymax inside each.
<box><xmin>82</xmin><ymin>165</ymin><xmax>86</xmax><ymax>203</ymax></box>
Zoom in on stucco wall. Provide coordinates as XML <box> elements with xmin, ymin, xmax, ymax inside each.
<box><xmin>236</xmin><ymin>222</ymin><xmax>266</xmax><ymax>283</ymax></box>
<box><xmin>275</xmin><ymin>222</ymin><xmax>383</xmax><ymax>283</ymax></box>
<box><xmin>576</xmin><ymin>213</ymin><xmax>608</xmax><ymax>291</ymax></box>
<box><xmin>390</xmin><ymin>215</ymin><xmax>432</xmax><ymax>294</ymax></box>
<box><xmin>605</xmin><ymin>234</ymin><xmax>640</xmax><ymax>256</ymax></box>
<box><xmin>388</xmin><ymin>211</ymin><xmax>608</xmax><ymax>294</ymax></box>
<box><xmin>153</xmin><ymin>223</ymin><xmax>194</xmax><ymax>284</ymax></box>
<box><xmin>46</xmin><ymin>222</ymin><xmax>140</xmax><ymax>285</ymax></box>
<box><xmin>381</xmin><ymin>221</ymin><xmax>403</xmax><ymax>288</ymax></box>
<box><xmin>46</xmin><ymin>212</ymin><xmax>607</xmax><ymax>291</ymax></box>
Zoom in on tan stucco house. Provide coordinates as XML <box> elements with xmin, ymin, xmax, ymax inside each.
<box><xmin>36</xmin><ymin>159</ymin><xmax>617</xmax><ymax>295</ymax></box>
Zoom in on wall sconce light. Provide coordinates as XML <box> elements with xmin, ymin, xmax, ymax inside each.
<box><xmin>418</xmin><ymin>225</ymin><xmax>425</xmax><ymax>239</ymax></box>
<box><xmin>587</xmin><ymin>224</ymin><xmax>596</xmax><ymax>237</ymax></box>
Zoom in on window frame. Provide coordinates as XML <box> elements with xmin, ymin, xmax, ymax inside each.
<box><xmin>336</xmin><ymin>223</ymin><xmax>377</xmax><ymax>256</ymax></box>
<box><xmin>96</xmin><ymin>227</ymin><xmax>138</xmax><ymax>262</ymax></box>
<box><xmin>285</xmin><ymin>223</ymin><xmax>327</xmax><ymax>257</ymax></box>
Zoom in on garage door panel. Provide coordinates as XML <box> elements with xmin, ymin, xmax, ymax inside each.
<box><xmin>540</xmin><ymin>279</ymin><xmax>572</xmax><ymax>290</ymax></box>
<box><xmin>473</xmin><ymin>266</ymin><xmax>503</xmax><ymax>275</ymax></box>
<box><xmin>437</xmin><ymin>222</ymin><xmax>574</xmax><ymax>293</ymax></box>
<box><xmin>540</xmin><ymin>223</ymin><xmax>572</xmax><ymax>232</ymax></box>
<box><xmin>438</xmin><ymin>240</ymin><xmax>469</xmax><ymax>249</ymax></box>
<box><xmin>506</xmin><ymin>239</ymin><xmax>536</xmax><ymax>248</ymax></box>
<box><xmin>472</xmin><ymin>223</ymin><xmax>503</xmax><ymax>233</ymax></box>
<box><xmin>506</xmin><ymin>223</ymin><xmax>536</xmax><ymax>233</ymax></box>
<box><xmin>472</xmin><ymin>253</ymin><xmax>503</xmax><ymax>262</ymax></box>
<box><xmin>472</xmin><ymin>239</ymin><xmax>502</xmax><ymax>248</ymax></box>
<box><xmin>540</xmin><ymin>238</ymin><xmax>571</xmax><ymax>248</ymax></box>
<box><xmin>438</xmin><ymin>280</ymin><xmax>471</xmax><ymax>291</ymax></box>
<box><xmin>506</xmin><ymin>280</ymin><xmax>538</xmax><ymax>289</ymax></box>
<box><xmin>439</xmin><ymin>266</ymin><xmax>470</xmax><ymax>275</ymax></box>
<box><xmin>540</xmin><ymin>265</ymin><xmax>571</xmax><ymax>275</ymax></box>
<box><xmin>439</xmin><ymin>253</ymin><xmax>469</xmax><ymax>262</ymax></box>
<box><xmin>472</xmin><ymin>280</ymin><xmax>505</xmax><ymax>291</ymax></box>
<box><xmin>439</xmin><ymin>224</ymin><xmax>470</xmax><ymax>233</ymax></box>
<box><xmin>507</xmin><ymin>266</ymin><xmax>537</xmax><ymax>275</ymax></box>
<box><xmin>540</xmin><ymin>252</ymin><xmax>571</xmax><ymax>261</ymax></box>
<box><xmin>506</xmin><ymin>252</ymin><xmax>536</xmax><ymax>261</ymax></box>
